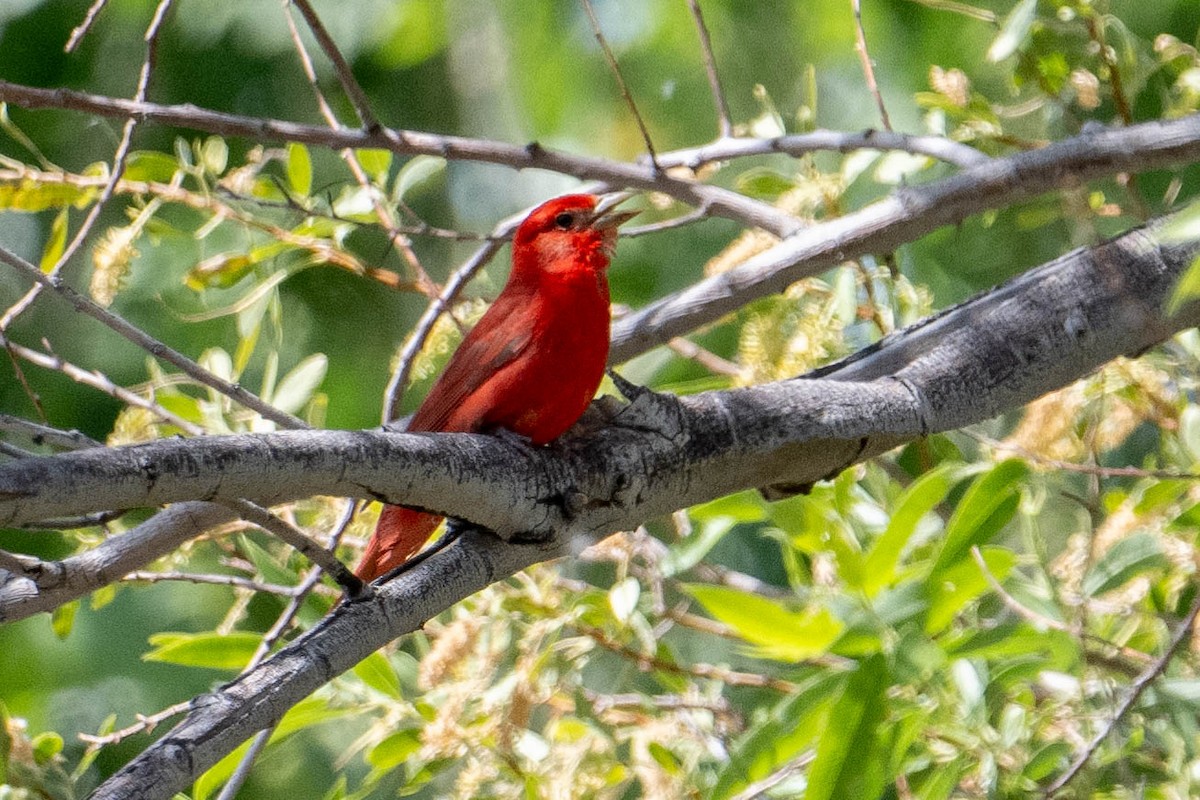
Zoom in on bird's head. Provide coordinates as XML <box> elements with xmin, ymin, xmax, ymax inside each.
<box><xmin>512</xmin><ymin>193</ymin><xmax>638</xmax><ymax>277</ymax></box>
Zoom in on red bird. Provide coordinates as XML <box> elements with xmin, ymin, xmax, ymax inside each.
<box><xmin>356</xmin><ymin>193</ymin><xmax>637</xmax><ymax>582</ymax></box>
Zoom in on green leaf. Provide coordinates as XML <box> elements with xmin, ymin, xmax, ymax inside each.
<box><xmin>1160</xmin><ymin>200</ymin><xmax>1200</xmax><ymax>245</ymax></box>
<box><xmin>271</xmin><ymin>353</ymin><xmax>328</xmax><ymax>415</ymax></box>
<box><xmin>392</xmin><ymin>155</ymin><xmax>444</xmax><ymax>202</ymax></box>
<box><xmin>661</xmin><ymin>515</ymin><xmax>736</xmax><ymax>578</ymax></box>
<box><xmin>926</xmin><ymin>546</ymin><xmax>1017</xmax><ymax>634</ymax></box>
<box><xmin>287</xmin><ymin>142</ymin><xmax>313</xmax><ymax>196</ymax></box>
<box><xmin>682</xmin><ymin>584</ymin><xmax>843</xmax><ymax>661</ymax></box>
<box><xmin>805</xmin><ymin>655</ymin><xmax>890</xmax><ymax>800</ymax></box>
<box><xmin>735</xmin><ymin>168</ymin><xmax>796</xmax><ymax>200</ymax></box>
<box><xmin>987</xmin><ymin>0</ymin><xmax>1037</xmax><ymax>62</ymax></box>
<box><xmin>31</xmin><ymin>732</ymin><xmax>63</xmax><ymax>765</ymax></box>
<box><xmin>708</xmin><ymin>674</ymin><xmax>842</xmax><ymax>799</ymax></box>
<box><xmin>1082</xmin><ymin>533</ymin><xmax>1169</xmax><ymax>597</ymax></box>
<box><xmin>931</xmin><ymin>460</ymin><xmax>1027</xmax><ymax>577</ymax></box>
<box><xmin>863</xmin><ymin>462</ymin><xmax>969</xmax><ymax>595</ymax></box>
<box><xmin>200</xmin><ymin>136</ymin><xmax>228</xmax><ymax>175</ymax></box>
<box><xmin>51</xmin><ymin>599</ymin><xmax>78</xmax><ymax>640</ymax></box>
<box><xmin>367</xmin><ymin>728</ymin><xmax>422</xmax><ymax>772</ymax></box>
<box><xmin>40</xmin><ymin>208</ymin><xmax>68</xmax><ymax>272</ymax></box>
<box><xmin>144</xmin><ymin>631</ymin><xmax>262</xmax><ymax>671</ymax></box>
<box><xmin>1167</xmin><ymin>254</ymin><xmax>1200</xmax><ymax>315</ymax></box>
<box><xmin>0</xmin><ymin>179</ymin><xmax>96</xmax><ymax>212</ymax></box>
<box><xmin>124</xmin><ymin>150</ymin><xmax>181</xmax><ymax>183</ymax></box>
<box><xmin>354</xmin><ymin>651</ymin><xmax>403</xmax><ymax>700</ymax></box>
<box><xmin>238</xmin><ymin>534</ymin><xmax>297</xmax><ymax>587</ymax></box>
<box><xmin>356</xmin><ymin>148</ymin><xmax>392</xmax><ymax>184</ymax></box>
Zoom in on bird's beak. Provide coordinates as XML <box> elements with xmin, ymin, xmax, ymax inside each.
<box><xmin>591</xmin><ymin>192</ymin><xmax>640</xmax><ymax>230</ymax></box>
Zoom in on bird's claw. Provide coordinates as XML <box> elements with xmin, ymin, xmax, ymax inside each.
<box><xmin>604</xmin><ymin>370</ymin><xmax>685</xmax><ymax>442</ymax></box>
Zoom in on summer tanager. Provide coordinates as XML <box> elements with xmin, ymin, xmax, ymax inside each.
<box><xmin>356</xmin><ymin>193</ymin><xmax>637</xmax><ymax>582</ymax></box>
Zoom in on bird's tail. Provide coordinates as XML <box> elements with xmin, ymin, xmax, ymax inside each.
<box><xmin>355</xmin><ymin>505</ymin><xmax>441</xmax><ymax>582</ymax></box>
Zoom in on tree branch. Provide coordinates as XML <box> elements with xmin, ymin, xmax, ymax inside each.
<box><xmin>610</xmin><ymin>113</ymin><xmax>1200</xmax><ymax>361</ymax></box>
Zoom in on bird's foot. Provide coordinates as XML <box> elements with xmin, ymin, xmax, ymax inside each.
<box><xmin>604</xmin><ymin>369</ymin><xmax>685</xmax><ymax>442</ymax></box>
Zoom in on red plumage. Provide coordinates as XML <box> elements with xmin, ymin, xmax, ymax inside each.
<box><xmin>356</xmin><ymin>194</ymin><xmax>634</xmax><ymax>582</ymax></box>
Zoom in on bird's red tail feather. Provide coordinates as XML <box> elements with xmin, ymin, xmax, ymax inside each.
<box><xmin>356</xmin><ymin>505</ymin><xmax>441</xmax><ymax>582</ymax></box>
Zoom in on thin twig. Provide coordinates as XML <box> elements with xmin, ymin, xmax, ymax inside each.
<box><xmin>657</xmin><ymin>128</ymin><xmax>991</xmax><ymax>169</ymax></box>
<box><xmin>0</xmin><ymin>413</ymin><xmax>102</xmax><ymax>449</ymax></box>
<box><xmin>64</xmin><ymin>0</ymin><xmax>111</xmax><ymax>52</ymax></box>
<box><xmin>382</xmin><ymin>236</ymin><xmax>506</xmax><ymax>422</ymax></box>
<box><xmin>851</xmin><ymin>0</ymin><xmax>893</xmax><ymax>131</ymax></box>
<box><xmin>123</xmin><ymin>570</ymin><xmax>298</xmax><ymax>596</ymax></box>
<box><xmin>279</xmin><ymin>0</ymin><xmax>435</xmax><ymax>295</ymax></box>
<box><xmin>3</xmin><ymin>0</ymin><xmax>174</xmax><ymax>331</ymax></box>
<box><xmin>1043</xmin><ymin>586</ymin><xmax>1200</xmax><ymax>796</ymax></box>
<box><xmin>285</xmin><ymin>0</ymin><xmax>379</xmax><ymax>132</ymax></box>
<box><xmin>78</xmin><ymin>701</ymin><xmax>191</xmax><ymax>746</ymax></box>
<box><xmin>685</xmin><ymin>0</ymin><xmax>732</xmax><ymax>138</ymax></box>
<box><xmin>970</xmin><ymin>431</ymin><xmax>1200</xmax><ymax>481</ymax></box>
<box><xmin>0</xmin><ymin>331</ymin><xmax>202</xmax><ymax>434</ymax></box>
<box><xmin>580</xmin><ymin>0</ymin><xmax>661</xmax><ymax>171</ymax></box>
<box><xmin>667</xmin><ymin>337</ymin><xmax>742</xmax><ymax>377</ymax></box>
<box><xmin>0</xmin><ymin>243</ymin><xmax>306</xmax><ymax>430</ymax></box>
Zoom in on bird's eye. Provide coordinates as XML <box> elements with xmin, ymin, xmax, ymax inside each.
<box><xmin>554</xmin><ymin>212</ymin><xmax>575</xmax><ymax>229</ymax></box>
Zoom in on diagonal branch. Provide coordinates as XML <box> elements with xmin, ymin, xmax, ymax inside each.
<box><xmin>609</xmin><ymin>113</ymin><xmax>1200</xmax><ymax>361</ymax></box>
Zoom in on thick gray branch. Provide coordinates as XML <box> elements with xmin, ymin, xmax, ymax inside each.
<box><xmin>0</xmin><ymin>217</ymin><xmax>1193</xmax><ymax>799</ymax></box>
<box><xmin>610</xmin><ymin>114</ymin><xmax>1200</xmax><ymax>361</ymax></box>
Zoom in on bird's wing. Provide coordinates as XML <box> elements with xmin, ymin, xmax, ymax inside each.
<box><xmin>408</xmin><ymin>297</ymin><xmax>533</xmax><ymax>433</ymax></box>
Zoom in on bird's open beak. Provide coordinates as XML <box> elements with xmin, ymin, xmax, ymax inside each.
<box><xmin>591</xmin><ymin>192</ymin><xmax>640</xmax><ymax>230</ymax></box>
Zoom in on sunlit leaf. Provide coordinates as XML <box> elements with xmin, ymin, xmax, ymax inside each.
<box><xmin>393</xmin><ymin>154</ymin><xmax>445</xmax><ymax>202</ymax></box>
<box><xmin>353</xmin><ymin>651</ymin><xmax>403</xmax><ymax>700</ymax></box>
<box><xmin>287</xmin><ymin>142</ymin><xmax>313</xmax><ymax>196</ymax></box>
<box><xmin>200</xmin><ymin>136</ymin><xmax>228</xmax><ymax>176</ymax></box>
<box><xmin>51</xmin><ymin>599</ymin><xmax>78</xmax><ymax>640</ymax></box>
<box><xmin>356</xmin><ymin>148</ymin><xmax>392</xmax><ymax>184</ymax></box>
<box><xmin>1082</xmin><ymin>533</ymin><xmax>1169</xmax><ymax>597</ymax></box>
<box><xmin>864</xmin><ymin>462</ymin><xmax>970</xmax><ymax>595</ymax></box>
<box><xmin>931</xmin><ymin>460</ymin><xmax>1027</xmax><ymax>577</ymax></box>
<box><xmin>39</xmin><ymin>208</ymin><xmax>68</xmax><ymax>272</ymax></box>
<box><xmin>987</xmin><ymin>0</ymin><xmax>1037</xmax><ymax>62</ymax></box>
<box><xmin>144</xmin><ymin>631</ymin><xmax>262</xmax><ymax>671</ymax></box>
<box><xmin>0</xmin><ymin>180</ymin><xmax>95</xmax><ymax>212</ymax></box>
<box><xmin>272</xmin><ymin>353</ymin><xmax>328</xmax><ymax>415</ymax></box>
<box><xmin>682</xmin><ymin>584</ymin><xmax>843</xmax><ymax>661</ymax></box>
<box><xmin>805</xmin><ymin>655</ymin><xmax>889</xmax><ymax>800</ymax></box>
<box><xmin>926</xmin><ymin>546</ymin><xmax>1017</xmax><ymax>634</ymax></box>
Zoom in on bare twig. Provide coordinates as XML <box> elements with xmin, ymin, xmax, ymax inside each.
<box><xmin>0</xmin><ymin>243</ymin><xmax>306</xmax><ymax>430</ymax></box>
<box><xmin>667</xmin><ymin>337</ymin><xmax>742</xmax><ymax>377</ymax></box>
<box><xmin>0</xmin><ymin>413</ymin><xmax>101</xmax><ymax>450</ymax></box>
<box><xmin>0</xmin><ymin>331</ymin><xmax>201</xmax><ymax>434</ymax></box>
<box><xmin>382</xmin><ymin>235</ymin><xmax>506</xmax><ymax>422</ymax></box>
<box><xmin>657</xmin><ymin>128</ymin><xmax>991</xmax><ymax>169</ymax></box>
<box><xmin>581</xmin><ymin>0</ymin><xmax>661</xmax><ymax>170</ymax></box>
<box><xmin>64</xmin><ymin>0</ymin><xmax>111</xmax><ymax>52</ymax></box>
<box><xmin>685</xmin><ymin>0</ymin><xmax>733</xmax><ymax>138</ymax></box>
<box><xmin>79</xmin><ymin>702</ymin><xmax>191</xmax><ymax>747</ymax></box>
<box><xmin>285</xmin><ymin>0</ymin><xmax>379</xmax><ymax>132</ymax></box>
<box><xmin>2</xmin><ymin>0</ymin><xmax>174</xmax><ymax>331</ymax></box>
<box><xmin>123</xmin><ymin>570</ymin><xmax>297</xmax><ymax>596</ymax></box>
<box><xmin>280</xmin><ymin>0</ymin><xmax>435</xmax><ymax>294</ymax></box>
<box><xmin>1044</xmin><ymin>586</ymin><xmax>1200</xmax><ymax>796</ymax></box>
<box><xmin>851</xmin><ymin>0</ymin><xmax>893</xmax><ymax>131</ymax></box>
